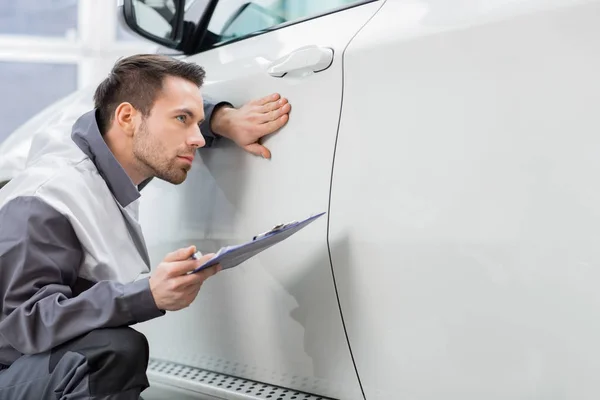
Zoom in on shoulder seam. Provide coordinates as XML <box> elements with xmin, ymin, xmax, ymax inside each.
<box><xmin>32</xmin><ymin>158</ymin><xmax>92</xmax><ymax>198</ymax></box>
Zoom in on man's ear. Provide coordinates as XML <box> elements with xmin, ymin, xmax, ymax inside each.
<box><xmin>113</xmin><ymin>102</ymin><xmax>139</xmax><ymax>137</ymax></box>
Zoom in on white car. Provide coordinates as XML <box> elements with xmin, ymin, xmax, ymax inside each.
<box><xmin>2</xmin><ymin>0</ymin><xmax>600</xmax><ymax>399</ymax></box>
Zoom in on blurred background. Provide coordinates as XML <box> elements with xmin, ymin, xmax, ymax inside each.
<box><xmin>0</xmin><ymin>0</ymin><xmax>157</xmax><ymax>144</ymax></box>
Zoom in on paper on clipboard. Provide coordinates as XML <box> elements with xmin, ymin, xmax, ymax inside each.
<box><xmin>191</xmin><ymin>212</ymin><xmax>326</xmax><ymax>273</ymax></box>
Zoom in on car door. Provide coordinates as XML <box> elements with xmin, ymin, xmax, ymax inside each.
<box><xmin>135</xmin><ymin>1</ymin><xmax>382</xmax><ymax>399</ymax></box>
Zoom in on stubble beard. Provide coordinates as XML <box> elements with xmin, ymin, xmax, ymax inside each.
<box><xmin>132</xmin><ymin>120</ymin><xmax>189</xmax><ymax>185</ymax></box>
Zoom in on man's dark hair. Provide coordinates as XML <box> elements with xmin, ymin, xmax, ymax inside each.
<box><xmin>93</xmin><ymin>54</ymin><xmax>206</xmax><ymax>134</ymax></box>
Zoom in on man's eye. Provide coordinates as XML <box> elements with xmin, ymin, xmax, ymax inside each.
<box><xmin>176</xmin><ymin>115</ymin><xmax>186</xmax><ymax>123</ymax></box>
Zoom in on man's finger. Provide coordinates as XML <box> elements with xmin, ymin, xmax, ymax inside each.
<box><xmin>244</xmin><ymin>143</ymin><xmax>271</xmax><ymax>159</ymax></box>
<box><xmin>257</xmin><ymin>108</ymin><xmax>281</xmax><ymax>124</ymax></box>
<box><xmin>163</xmin><ymin>245</ymin><xmax>196</xmax><ymax>262</ymax></box>
<box><xmin>261</xmin><ymin>97</ymin><xmax>288</xmax><ymax>113</ymax></box>
<box><xmin>196</xmin><ymin>264</ymin><xmax>222</xmax><ymax>281</ymax></box>
<box><xmin>280</xmin><ymin>102</ymin><xmax>291</xmax><ymax>116</ymax></box>
<box><xmin>260</xmin><ymin>114</ymin><xmax>289</xmax><ymax>136</ymax></box>
<box><xmin>195</xmin><ymin>253</ymin><xmax>216</xmax><ymax>264</ymax></box>
<box><xmin>178</xmin><ymin>264</ymin><xmax>222</xmax><ymax>289</ymax></box>
<box><xmin>166</xmin><ymin>259</ymin><xmax>202</xmax><ymax>277</ymax></box>
<box><xmin>172</xmin><ymin>271</ymin><xmax>204</xmax><ymax>288</ymax></box>
<box><xmin>252</xmin><ymin>93</ymin><xmax>280</xmax><ymax>106</ymax></box>
<box><xmin>167</xmin><ymin>253</ymin><xmax>216</xmax><ymax>276</ymax></box>
<box><xmin>258</xmin><ymin>102</ymin><xmax>291</xmax><ymax>124</ymax></box>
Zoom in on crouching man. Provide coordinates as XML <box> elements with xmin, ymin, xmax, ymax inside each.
<box><xmin>0</xmin><ymin>54</ymin><xmax>290</xmax><ymax>399</ymax></box>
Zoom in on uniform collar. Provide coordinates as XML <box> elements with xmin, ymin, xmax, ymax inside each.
<box><xmin>70</xmin><ymin>109</ymin><xmax>141</xmax><ymax>208</ymax></box>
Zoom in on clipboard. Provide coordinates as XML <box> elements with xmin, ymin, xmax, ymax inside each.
<box><xmin>190</xmin><ymin>212</ymin><xmax>326</xmax><ymax>273</ymax></box>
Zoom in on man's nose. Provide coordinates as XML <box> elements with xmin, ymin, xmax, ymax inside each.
<box><xmin>187</xmin><ymin>126</ymin><xmax>206</xmax><ymax>148</ymax></box>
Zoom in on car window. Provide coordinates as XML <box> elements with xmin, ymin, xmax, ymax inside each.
<box><xmin>130</xmin><ymin>0</ymin><xmax>204</xmax><ymax>41</ymax></box>
<box><xmin>205</xmin><ymin>0</ymin><xmax>370</xmax><ymax>47</ymax></box>
<box><xmin>184</xmin><ymin>0</ymin><xmax>209</xmax><ymax>23</ymax></box>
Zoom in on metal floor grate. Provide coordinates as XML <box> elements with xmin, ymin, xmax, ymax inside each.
<box><xmin>147</xmin><ymin>359</ymin><xmax>333</xmax><ymax>400</ymax></box>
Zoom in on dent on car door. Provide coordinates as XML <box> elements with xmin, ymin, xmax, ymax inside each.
<box><xmin>136</xmin><ymin>1</ymin><xmax>382</xmax><ymax>399</ymax></box>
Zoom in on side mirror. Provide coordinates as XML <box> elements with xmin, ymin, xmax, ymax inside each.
<box><xmin>121</xmin><ymin>0</ymin><xmax>186</xmax><ymax>49</ymax></box>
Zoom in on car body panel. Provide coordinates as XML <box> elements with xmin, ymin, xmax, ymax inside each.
<box><xmin>330</xmin><ymin>0</ymin><xmax>600</xmax><ymax>399</ymax></box>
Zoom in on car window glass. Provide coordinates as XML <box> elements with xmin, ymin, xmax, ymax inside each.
<box><xmin>184</xmin><ymin>0</ymin><xmax>209</xmax><ymax>23</ymax></box>
<box><xmin>132</xmin><ymin>0</ymin><xmax>202</xmax><ymax>40</ymax></box>
<box><xmin>206</xmin><ymin>0</ymin><xmax>369</xmax><ymax>46</ymax></box>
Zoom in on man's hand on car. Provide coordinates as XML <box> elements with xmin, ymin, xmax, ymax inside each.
<box><xmin>210</xmin><ymin>93</ymin><xmax>291</xmax><ymax>159</ymax></box>
<box><xmin>149</xmin><ymin>246</ymin><xmax>221</xmax><ymax>311</ymax></box>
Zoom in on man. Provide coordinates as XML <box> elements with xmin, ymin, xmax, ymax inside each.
<box><xmin>0</xmin><ymin>54</ymin><xmax>291</xmax><ymax>399</ymax></box>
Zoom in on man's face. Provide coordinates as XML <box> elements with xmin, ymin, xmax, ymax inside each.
<box><xmin>132</xmin><ymin>76</ymin><xmax>206</xmax><ymax>185</ymax></box>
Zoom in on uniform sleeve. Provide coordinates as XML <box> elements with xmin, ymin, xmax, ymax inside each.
<box><xmin>200</xmin><ymin>94</ymin><xmax>233</xmax><ymax>148</ymax></box>
<box><xmin>0</xmin><ymin>196</ymin><xmax>164</xmax><ymax>355</ymax></box>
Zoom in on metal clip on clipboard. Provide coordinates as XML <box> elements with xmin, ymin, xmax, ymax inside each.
<box><xmin>252</xmin><ymin>221</ymin><xmax>298</xmax><ymax>241</ymax></box>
